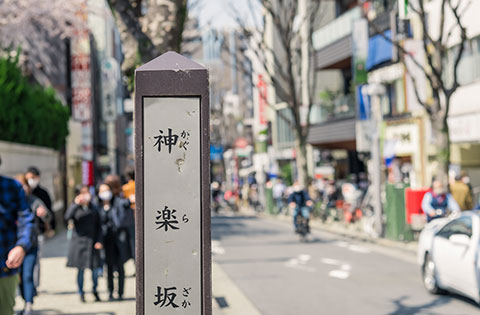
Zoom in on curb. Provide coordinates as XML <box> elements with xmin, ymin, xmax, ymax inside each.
<box><xmin>255</xmin><ymin>210</ymin><xmax>418</xmax><ymax>255</ymax></box>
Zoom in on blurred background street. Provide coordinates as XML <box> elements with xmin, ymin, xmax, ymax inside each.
<box><xmin>1</xmin><ymin>0</ymin><xmax>480</xmax><ymax>314</ymax></box>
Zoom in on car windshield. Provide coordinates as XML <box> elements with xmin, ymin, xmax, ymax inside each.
<box><xmin>437</xmin><ymin>216</ymin><xmax>473</xmax><ymax>239</ymax></box>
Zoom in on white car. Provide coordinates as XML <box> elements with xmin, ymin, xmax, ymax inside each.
<box><xmin>417</xmin><ymin>211</ymin><xmax>479</xmax><ymax>303</ymax></box>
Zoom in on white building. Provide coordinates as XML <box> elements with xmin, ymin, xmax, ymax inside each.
<box><xmin>427</xmin><ymin>0</ymin><xmax>480</xmax><ymax>194</ymax></box>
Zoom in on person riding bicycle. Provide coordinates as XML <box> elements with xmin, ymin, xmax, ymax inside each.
<box><xmin>288</xmin><ymin>181</ymin><xmax>313</xmax><ymax>233</ymax></box>
<box><xmin>421</xmin><ymin>178</ymin><xmax>460</xmax><ymax>222</ymax></box>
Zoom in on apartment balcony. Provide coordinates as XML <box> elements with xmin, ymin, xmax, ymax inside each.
<box><xmin>307</xmin><ymin>94</ymin><xmax>356</xmax><ymax>150</ymax></box>
<box><xmin>312</xmin><ymin>7</ymin><xmax>361</xmax><ymax>51</ymax></box>
<box><xmin>312</xmin><ymin>7</ymin><xmax>361</xmax><ymax>70</ymax></box>
<box><xmin>309</xmin><ymin>93</ymin><xmax>355</xmax><ymax>125</ymax></box>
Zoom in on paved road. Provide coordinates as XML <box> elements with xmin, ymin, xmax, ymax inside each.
<box><xmin>212</xmin><ymin>213</ymin><xmax>480</xmax><ymax>315</ymax></box>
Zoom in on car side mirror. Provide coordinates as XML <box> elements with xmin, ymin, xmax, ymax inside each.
<box><xmin>449</xmin><ymin>234</ymin><xmax>470</xmax><ymax>246</ymax></box>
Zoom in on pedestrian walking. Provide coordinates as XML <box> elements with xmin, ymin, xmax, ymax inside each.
<box><xmin>25</xmin><ymin>167</ymin><xmax>55</xmax><ymax>235</ymax></box>
<box><xmin>122</xmin><ymin>167</ymin><xmax>136</xmax><ymax>262</ymax></box>
<box><xmin>272</xmin><ymin>178</ymin><xmax>286</xmax><ymax>214</ymax></box>
<box><xmin>15</xmin><ymin>175</ymin><xmax>51</xmax><ymax>315</ymax></box>
<box><xmin>0</xmin><ymin>157</ymin><xmax>35</xmax><ymax>315</ymax></box>
<box><xmin>105</xmin><ymin>174</ymin><xmax>123</xmax><ymax>198</ymax></box>
<box><xmin>422</xmin><ymin>178</ymin><xmax>461</xmax><ymax>222</ymax></box>
<box><xmin>450</xmin><ymin>174</ymin><xmax>473</xmax><ymax>210</ymax></box>
<box><xmin>65</xmin><ymin>185</ymin><xmax>103</xmax><ymax>303</ymax></box>
<box><xmin>98</xmin><ymin>183</ymin><xmax>131</xmax><ymax>301</ymax></box>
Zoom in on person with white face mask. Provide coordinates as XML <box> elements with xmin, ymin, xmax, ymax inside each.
<box><xmin>421</xmin><ymin>178</ymin><xmax>461</xmax><ymax>222</ymax></box>
<box><xmin>25</xmin><ymin>167</ymin><xmax>55</xmax><ymax>234</ymax></box>
<box><xmin>97</xmin><ymin>183</ymin><xmax>131</xmax><ymax>301</ymax></box>
<box><xmin>65</xmin><ymin>186</ymin><xmax>103</xmax><ymax>303</ymax></box>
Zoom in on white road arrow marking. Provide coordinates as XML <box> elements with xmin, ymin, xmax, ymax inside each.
<box><xmin>329</xmin><ymin>270</ymin><xmax>350</xmax><ymax>279</ymax></box>
<box><xmin>321</xmin><ymin>258</ymin><xmax>352</xmax><ymax>280</ymax></box>
<box><xmin>321</xmin><ymin>258</ymin><xmax>342</xmax><ymax>266</ymax></box>
<box><xmin>285</xmin><ymin>254</ymin><xmax>316</xmax><ymax>272</ymax></box>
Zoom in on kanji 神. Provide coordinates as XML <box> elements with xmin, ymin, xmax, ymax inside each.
<box><xmin>155</xmin><ymin>206</ymin><xmax>179</xmax><ymax>231</ymax></box>
<box><xmin>153</xmin><ymin>128</ymin><xmax>179</xmax><ymax>153</ymax></box>
<box><xmin>153</xmin><ymin>286</ymin><xmax>179</xmax><ymax>308</ymax></box>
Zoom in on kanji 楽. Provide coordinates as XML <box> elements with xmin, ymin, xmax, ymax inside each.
<box><xmin>155</xmin><ymin>206</ymin><xmax>179</xmax><ymax>232</ymax></box>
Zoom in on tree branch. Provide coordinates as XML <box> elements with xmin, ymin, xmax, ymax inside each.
<box><xmin>416</xmin><ymin>0</ymin><xmax>445</xmax><ymax>93</ymax></box>
<box><xmin>443</xmin><ymin>0</ymin><xmax>472</xmax><ymax>46</ymax></box>
<box><xmin>109</xmin><ymin>0</ymin><xmax>155</xmax><ymax>62</ymax></box>
<box><xmin>446</xmin><ymin>0</ymin><xmax>468</xmax><ymax>100</ymax></box>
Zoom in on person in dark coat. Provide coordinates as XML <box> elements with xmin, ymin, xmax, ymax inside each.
<box><xmin>65</xmin><ymin>186</ymin><xmax>103</xmax><ymax>303</ymax></box>
<box><xmin>25</xmin><ymin>167</ymin><xmax>55</xmax><ymax>234</ymax></box>
<box><xmin>288</xmin><ymin>181</ymin><xmax>314</xmax><ymax>233</ymax></box>
<box><xmin>97</xmin><ymin>183</ymin><xmax>131</xmax><ymax>301</ymax></box>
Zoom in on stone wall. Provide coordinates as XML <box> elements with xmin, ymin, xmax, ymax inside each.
<box><xmin>0</xmin><ymin>140</ymin><xmax>62</xmax><ymax>213</ymax></box>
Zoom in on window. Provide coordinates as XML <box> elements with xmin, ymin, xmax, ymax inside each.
<box><xmin>444</xmin><ymin>36</ymin><xmax>480</xmax><ymax>87</ymax></box>
<box><xmin>276</xmin><ymin>108</ymin><xmax>295</xmax><ymax>149</ymax></box>
<box><xmin>436</xmin><ymin>216</ymin><xmax>473</xmax><ymax>239</ymax></box>
<box><xmin>380</xmin><ymin>79</ymin><xmax>406</xmax><ymax>117</ymax></box>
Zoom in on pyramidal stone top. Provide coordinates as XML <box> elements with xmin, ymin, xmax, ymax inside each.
<box><xmin>136</xmin><ymin>51</ymin><xmax>205</xmax><ymax>72</ymax></box>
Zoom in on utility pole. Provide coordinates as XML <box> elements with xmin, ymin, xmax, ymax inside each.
<box><xmin>365</xmin><ymin>83</ymin><xmax>386</xmax><ymax>237</ymax></box>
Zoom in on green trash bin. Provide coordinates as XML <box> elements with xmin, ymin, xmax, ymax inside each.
<box><xmin>265</xmin><ymin>187</ymin><xmax>275</xmax><ymax>214</ymax></box>
<box><xmin>384</xmin><ymin>183</ymin><xmax>414</xmax><ymax>241</ymax></box>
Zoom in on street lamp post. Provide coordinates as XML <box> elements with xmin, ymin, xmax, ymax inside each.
<box><xmin>364</xmin><ymin>83</ymin><xmax>386</xmax><ymax>237</ymax></box>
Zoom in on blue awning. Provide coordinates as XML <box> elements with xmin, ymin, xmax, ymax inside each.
<box><xmin>366</xmin><ymin>30</ymin><xmax>393</xmax><ymax>70</ymax></box>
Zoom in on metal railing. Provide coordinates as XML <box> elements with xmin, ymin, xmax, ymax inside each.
<box><xmin>309</xmin><ymin>93</ymin><xmax>356</xmax><ymax>125</ymax></box>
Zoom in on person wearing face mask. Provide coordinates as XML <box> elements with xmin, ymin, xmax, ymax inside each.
<box><xmin>288</xmin><ymin>181</ymin><xmax>314</xmax><ymax>233</ymax></box>
<box><xmin>25</xmin><ymin>167</ymin><xmax>55</xmax><ymax>235</ymax></box>
<box><xmin>422</xmin><ymin>178</ymin><xmax>461</xmax><ymax>222</ymax></box>
<box><xmin>97</xmin><ymin>183</ymin><xmax>131</xmax><ymax>301</ymax></box>
<box><xmin>15</xmin><ymin>174</ymin><xmax>50</xmax><ymax>315</ymax></box>
<box><xmin>65</xmin><ymin>185</ymin><xmax>103</xmax><ymax>303</ymax></box>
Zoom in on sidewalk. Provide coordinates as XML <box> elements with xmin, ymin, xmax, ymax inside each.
<box><xmin>13</xmin><ymin>231</ymin><xmax>252</xmax><ymax>315</ymax></box>
<box><xmin>14</xmin><ymin>232</ymin><xmax>136</xmax><ymax>315</ymax></box>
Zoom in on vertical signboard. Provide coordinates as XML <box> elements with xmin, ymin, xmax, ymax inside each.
<box><xmin>135</xmin><ymin>52</ymin><xmax>211</xmax><ymax>315</ymax></box>
<box><xmin>71</xmin><ymin>0</ymin><xmax>91</xmax><ymax>123</ymax></box>
<box><xmin>353</xmin><ymin>19</ymin><xmax>368</xmax><ymax>85</ymax></box>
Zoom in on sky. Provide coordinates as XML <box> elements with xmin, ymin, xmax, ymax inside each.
<box><xmin>191</xmin><ymin>0</ymin><xmax>261</xmax><ymax>29</ymax></box>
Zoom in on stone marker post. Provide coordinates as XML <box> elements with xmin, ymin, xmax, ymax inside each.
<box><xmin>134</xmin><ymin>51</ymin><xmax>211</xmax><ymax>314</ymax></box>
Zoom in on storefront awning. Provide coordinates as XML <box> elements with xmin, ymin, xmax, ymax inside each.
<box><xmin>307</xmin><ymin>118</ymin><xmax>356</xmax><ymax>150</ymax></box>
<box><xmin>366</xmin><ymin>30</ymin><xmax>393</xmax><ymax>70</ymax></box>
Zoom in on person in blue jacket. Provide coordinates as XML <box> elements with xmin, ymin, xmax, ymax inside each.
<box><xmin>0</xmin><ymin>156</ymin><xmax>35</xmax><ymax>315</ymax></box>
